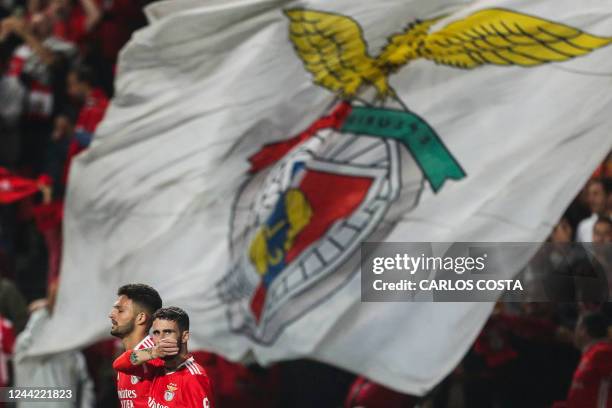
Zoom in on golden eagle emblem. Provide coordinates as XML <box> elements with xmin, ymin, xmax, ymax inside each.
<box><xmin>285</xmin><ymin>8</ymin><xmax>611</xmax><ymax>99</ymax></box>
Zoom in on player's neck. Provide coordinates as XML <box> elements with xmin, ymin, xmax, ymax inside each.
<box><xmin>163</xmin><ymin>351</ymin><xmax>189</xmax><ymax>372</ymax></box>
<box><xmin>122</xmin><ymin>330</ymin><xmax>148</xmax><ymax>351</ymax></box>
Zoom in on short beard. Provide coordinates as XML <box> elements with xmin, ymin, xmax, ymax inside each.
<box><xmin>110</xmin><ymin>320</ymin><xmax>136</xmax><ymax>338</ymax></box>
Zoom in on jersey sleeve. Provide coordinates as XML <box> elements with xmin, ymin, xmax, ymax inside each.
<box><xmin>112</xmin><ymin>350</ymin><xmax>158</xmax><ymax>379</ymax></box>
<box><xmin>136</xmin><ymin>336</ymin><xmax>164</xmax><ymax>367</ymax></box>
<box><xmin>182</xmin><ymin>373</ymin><xmax>214</xmax><ymax>408</ymax></box>
<box><xmin>148</xmin><ymin>357</ymin><xmax>165</xmax><ymax>367</ymax></box>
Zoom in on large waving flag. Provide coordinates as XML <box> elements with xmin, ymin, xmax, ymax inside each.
<box><xmin>29</xmin><ymin>0</ymin><xmax>612</xmax><ymax>395</ymax></box>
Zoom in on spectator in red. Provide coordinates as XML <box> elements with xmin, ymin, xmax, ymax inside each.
<box><xmin>553</xmin><ymin>311</ymin><xmax>612</xmax><ymax>408</ymax></box>
<box><xmin>1</xmin><ymin>8</ymin><xmax>76</xmax><ymax>173</ymax></box>
<box><xmin>0</xmin><ymin>42</ymin><xmax>26</xmax><ymax>169</ymax></box>
<box><xmin>469</xmin><ymin>303</ymin><xmax>562</xmax><ymax>407</ymax></box>
<box><xmin>344</xmin><ymin>376</ymin><xmax>416</xmax><ymax>408</ymax></box>
<box><xmin>47</xmin><ymin>0</ymin><xmax>100</xmax><ymax>49</ymax></box>
<box><xmin>63</xmin><ymin>64</ymin><xmax>108</xmax><ymax>183</ymax></box>
<box><xmin>0</xmin><ymin>314</ymin><xmax>15</xmax><ymax>388</ymax></box>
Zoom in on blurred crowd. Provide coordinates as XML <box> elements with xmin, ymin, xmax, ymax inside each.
<box><xmin>0</xmin><ymin>0</ymin><xmax>150</xmax><ymax>300</ymax></box>
<box><xmin>0</xmin><ymin>0</ymin><xmax>611</xmax><ymax>406</ymax></box>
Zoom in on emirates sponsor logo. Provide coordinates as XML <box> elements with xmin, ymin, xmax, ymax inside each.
<box><xmin>117</xmin><ymin>389</ymin><xmax>137</xmax><ymax>399</ymax></box>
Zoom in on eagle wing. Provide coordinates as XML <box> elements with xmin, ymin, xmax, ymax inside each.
<box><xmin>419</xmin><ymin>8</ymin><xmax>612</xmax><ymax>68</ymax></box>
<box><xmin>285</xmin><ymin>9</ymin><xmax>389</xmax><ymax>97</ymax></box>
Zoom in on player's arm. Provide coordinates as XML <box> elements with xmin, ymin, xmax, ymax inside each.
<box><xmin>112</xmin><ymin>350</ymin><xmax>150</xmax><ymax>376</ymax></box>
<box><xmin>112</xmin><ymin>338</ymin><xmax>178</xmax><ymax>374</ymax></box>
<box><xmin>182</xmin><ymin>374</ymin><xmax>214</xmax><ymax>408</ymax></box>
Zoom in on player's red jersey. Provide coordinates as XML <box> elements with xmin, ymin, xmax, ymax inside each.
<box><xmin>553</xmin><ymin>341</ymin><xmax>612</xmax><ymax>408</ymax></box>
<box><xmin>116</xmin><ymin>336</ymin><xmax>157</xmax><ymax>408</ymax></box>
<box><xmin>114</xmin><ymin>351</ymin><xmax>213</xmax><ymax>408</ymax></box>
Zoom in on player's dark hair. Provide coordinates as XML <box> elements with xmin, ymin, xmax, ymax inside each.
<box><xmin>580</xmin><ymin>311</ymin><xmax>609</xmax><ymax>339</ymax></box>
<box><xmin>152</xmin><ymin>306</ymin><xmax>189</xmax><ymax>332</ymax></box>
<box><xmin>117</xmin><ymin>284</ymin><xmax>162</xmax><ymax>317</ymax></box>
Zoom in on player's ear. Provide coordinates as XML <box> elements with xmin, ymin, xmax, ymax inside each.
<box><xmin>181</xmin><ymin>330</ymin><xmax>189</xmax><ymax>344</ymax></box>
<box><xmin>135</xmin><ymin>311</ymin><xmax>147</xmax><ymax>326</ymax></box>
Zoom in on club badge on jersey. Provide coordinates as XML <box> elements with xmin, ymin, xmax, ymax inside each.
<box><xmin>164</xmin><ymin>384</ymin><xmax>178</xmax><ymax>402</ymax></box>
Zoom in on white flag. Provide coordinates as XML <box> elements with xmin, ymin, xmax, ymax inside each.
<box><xmin>30</xmin><ymin>0</ymin><xmax>612</xmax><ymax>395</ymax></box>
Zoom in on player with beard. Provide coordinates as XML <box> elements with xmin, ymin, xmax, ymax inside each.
<box><xmin>113</xmin><ymin>307</ymin><xmax>214</xmax><ymax>408</ymax></box>
<box><xmin>109</xmin><ymin>284</ymin><xmax>163</xmax><ymax>408</ymax></box>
